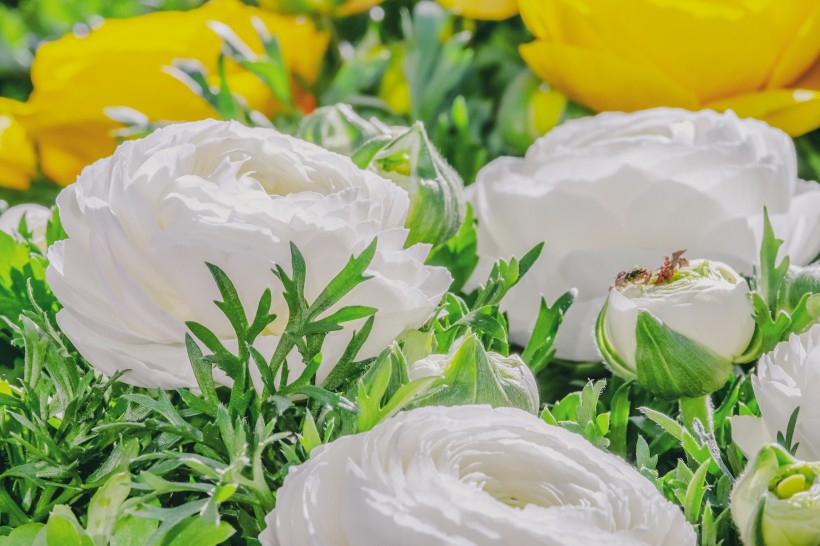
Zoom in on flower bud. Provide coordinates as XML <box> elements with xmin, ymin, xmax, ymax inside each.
<box><xmin>297</xmin><ymin>104</ymin><xmax>383</xmax><ymax>156</ymax></box>
<box><xmin>596</xmin><ymin>254</ymin><xmax>755</xmax><ymax>399</ymax></box>
<box><xmin>0</xmin><ymin>204</ymin><xmax>52</xmax><ymax>251</ymax></box>
<box><xmin>407</xmin><ymin>332</ymin><xmax>539</xmax><ymax>413</ymax></box>
<box><xmin>732</xmin><ymin>444</ymin><xmax>820</xmax><ymax>546</ymax></box>
<box><xmin>358</xmin><ymin>122</ymin><xmax>465</xmax><ymax>246</ymax></box>
<box><xmin>785</xmin><ymin>264</ymin><xmax>820</xmax><ymax>312</ymax></box>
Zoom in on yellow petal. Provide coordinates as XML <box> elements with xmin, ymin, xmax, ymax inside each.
<box><xmin>336</xmin><ymin>0</ymin><xmax>382</xmax><ymax>16</ymax></box>
<box><xmin>0</xmin><ymin>112</ymin><xmax>35</xmax><ymax>190</ymax></box>
<box><xmin>707</xmin><ymin>89</ymin><xmax>820</xmax><ymax>137</ymax></box>
<box><xmin>520</xmin><ymin>40</ymin><xmax>699</xmax><ymax>113</ymax></box>
<box><xmin>17</xmin><ymin>0</ymin><xmax>328</xmax><ymax>185</ymax></box>
<box><xmin>257</xmin><ymin>0</ymin><xmax>380</xmax><ymax>16</ymax></box>
<box><xmin>795</xmin><ymin>57</ymin><xmax>820</xmax><ymax>91</ymax></box>
<box><xmin>767</xmin><ymin>2</ymin><xmax>820</xmax><ymax>89</ymax></box>
<box><xmin>520</xmin><ymin>0</ymin><xmax>816</xmax><ymax>104</ymax></box>
<box><xmin>436</xmin><ymin>0</ymin><xmax>518</xmax><ymax>20</ymax></box>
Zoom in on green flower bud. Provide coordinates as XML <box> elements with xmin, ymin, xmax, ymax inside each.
<box><xmin>407</xmin><ymin>332</ymin><xmax>539</xmax><ymax>414</ymax></box>
<box><xmin>785</xmin><ymin>264</ymin><xmax>820</xmax><ymax>311</ymax></box>
<box><xmin>732</xmin><ymin>444</ymin><xmax>820</xmax><ymax>546</ymax></box>
<box><xmin>358</xmin><ymin>122</ymin><xmax>466</xmax><ymax>246</ymax></box>
<box><xmin>297</xmin><ymin>104</ymin><xmax>383</xmax><ymax>156</ymax></box>
<box><xmin>596</xmin><ymin>255</ymin><xmax>755</xmax><ymax>399</ymax></box>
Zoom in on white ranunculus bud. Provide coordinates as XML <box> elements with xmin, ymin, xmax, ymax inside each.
<box><xmin>731</xmin><ymin>325</ymin><xmax>820</xmax><ymax>461</ymax></box>
<box><xmin>407</xmin><ymin>332</ymin><xmax>539</xmax><ymax>413</ymax></box>
<box><xmin>259</xmin><ymin>405</ymin><xmax>695</xmax><ymax>546</ymax></box>
<box><xmin>732</xmin><ymin>444</ymin><xmax>820</xmax><ymax>546</ymax></box>
<box><xmin>469</xmin><ymin>108</ymin><xmax>820</xmax><ymax>362</ymax></box>
<box><xmin>0</xmin><ymin>204</ymin><xmax>52</xmax><ymax>251</ymax></box>
<box><xmin>46</xmin><ymin>120</ymin><xmax>452</xmax><ymax>389</ymax></box>
<box><xmin>597</xmin><ymin>256</ymin><xmax>755</xmax><ymax>398</ymax></box>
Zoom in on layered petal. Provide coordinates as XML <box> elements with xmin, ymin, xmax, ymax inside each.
<box><xmin>260</xmin><ymin>405</ymin><xmax>695</xmax><ymax>546</ymax></box>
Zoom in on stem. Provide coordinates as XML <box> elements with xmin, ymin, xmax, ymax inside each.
<box><xmin>679</xmin><ymin>395</ymin><xmax>713</xmax><ymax>434</ymax></box>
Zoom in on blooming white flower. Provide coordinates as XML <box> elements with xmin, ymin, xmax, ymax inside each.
<box><xmin>46</xmin><ymin>120</ymin><xmax>451</xmax><ymax>389</ymax></box>
<box><xmin>598</xmin><ymin>257</ymin><xmax>755</xmax><ymax>398</ymax></box>
<box><xmin>0</xmin><ymin>204</ymin><xmax>51</xmax><ymax>250</ymax></box>
<box><xmin>469</xmin><ymin>108</ymin><xmax>820</xmax><ymax>361</ymax></box>
<box><xmin>408</xmin><ymin>332</ymin><xmax>540</xmax><ymax>413</ymax></box>
<box><xmin>259</xmin><ymin>405</ymin><xmax>695</xmax><ymax>546</ymax></box>
<box><xmin>731</xmin><ymin>324</ymin><xmax>820</xmax><ymax>460</ymax></box>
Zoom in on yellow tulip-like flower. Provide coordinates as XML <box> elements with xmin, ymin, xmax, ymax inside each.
<box><xmin>0</xmin><ymin>0</ymin><xmax>328</xmax><ymax>186</ymax></box>
<box><xmin>0</xmin><ymin>114</ymin><xmax>36</xmax><ymax>190</ymax></box>
<box><xmin>519</xmin><ymin>0</ymin><xmax>820</xmax><ymax>136</ymax></box>
<box><xmin>258</xmin><ymin>0</ymin><xmax>382</xmax><ymax>17</ymax></box>
<box><xmin>436</xmin><ymin>0</ymin><xmax>518</xmax><ymax>20</ymax></box>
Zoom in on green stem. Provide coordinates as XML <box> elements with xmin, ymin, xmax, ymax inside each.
<box><xmin>679</xmin><ymin>395</ymin><xmax>713</xmax><ymax>433</ymax></box>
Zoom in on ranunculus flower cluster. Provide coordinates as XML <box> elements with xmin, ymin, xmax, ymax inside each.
<box><xmin>260</xmin><ymin>405</ymin><xmax>695</xmax><ymax>545</ymax></box>
<box><xmin>470</xmin><ymin>108</ymin><xmax>820</xmax><ymax>362</ymax></box>
<box><xmin>46</xmin><ymin>119</ymin><xmax>451</xmax><ymax>389</ymax></box>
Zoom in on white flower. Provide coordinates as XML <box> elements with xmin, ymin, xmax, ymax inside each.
<box><xmin>408</xmin><ymin>333</ymin><xmax>540</xmax><ymax>413</ymax></box>
<box><xmin>260</xmin><ymin>405</ymin><xmax>695</xmax><ymax>546</ymax></box>
<box><xmin>469</xmin><ymin>108</ymin><xmax>820</xmax><ymax>361</ymax></box>
<box><xmin>598</xmin><ymin>257</ymin><xmax>755</xmax><ymax>398</ymax></box>
<box><xmin>46</xmin><ymin>120</ymin><xmax>451</xmax><ymax>389</ymax></box>
<box><xmin>0</xmin><ymin>204</ymin><xmax>52</xmax><ymax>250</ymax></box>
<box><xmin>731</xmin><ymin>324</ymin><xmax>820</xmax><ymax>460</ymax></box>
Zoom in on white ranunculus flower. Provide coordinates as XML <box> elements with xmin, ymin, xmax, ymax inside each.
<box><xmin>260</xmin><ymin>405</ymin><xmax>695</xmax><ymax>546</ymax></box>
<box><xmin>731</xmin><ymin>324</ymin><xmax>820</xmax><ymax>460</ymax></box>
<box><xmin>0</xmin><ymin>204</ymin><xmax>52</xmax><ymax>250</ymax></box>
<box><xmin>470</xmin><ymin>108</ymin><xmax>820</xmax><ymax>361</ymax></box>
<box><xmin>598</xmin><ymin>257</ymin><xmax>755</xmax><ymax>398</ymax></box>
<box><xmin>46</xmin><ymin>120</ymin><xmax>452</xmax><ymax>389</ymax></box>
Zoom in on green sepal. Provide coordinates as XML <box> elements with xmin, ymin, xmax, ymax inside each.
<box><xmin>634</xmin><ymin>310</ymin><xmax>732</xmax><ymax>399</ymax></box>
<box><xmin>410</xmin><ymin>331</ymin><xmax>538</xmax><ymax>414</ymax></box>
<box><xmin>595</xmin><ymin>299</ymin><xmax>637</xmax><ymax>381</ymax></box>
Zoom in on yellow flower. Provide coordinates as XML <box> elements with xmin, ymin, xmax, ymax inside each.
<box><xmin>258</xmin><ymin>0</ymin><xmax>381</xmax><ymax>17</ymax></box>
<box><xmin>519</xmin><ymin>0</ymin><xmax>820</xmax><ymax>136</ymax></box>
<box><xmin>0</xmin><ymin>114</ymin><xmax>36</xmax><ymax>190</ymax></box>
<box><xmin>436</xmin><ymin>0</ymin><xmax>518</xmax><ymax>20</ymax></box>
<box><xmin>1</xmin><ymin>0</ymin><xmax>328</xmax><ymax>186</ymax></box>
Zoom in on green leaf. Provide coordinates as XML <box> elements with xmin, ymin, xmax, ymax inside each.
<box><xmin>759</xmin><ymin>207</ymin><xmax>789</xmax><ymax>314</ymax></box>
<box><xmin>608</xmin><ymin>382</ymin><xmax>631</xmax><ymax>458</ymax></box>
<box><xmin>308</xmin><ymin>239</ymin><xmax>377</xmax><ymax>320</ymax></box>
<box><xmin>0</xmin><ymin>524</ymin><xmax>45</xmax><ymax>546</ymax></box>
<box><xmin>86</xmin><ymin>473</ymin><xmax>131</xmax><ymax>546</ymax></box>
<box><xmin>161</xmin><ymin>518</ymin><xmax>234</xmax><ymax>546</ymax></box>
<box><xmin>205</xmin><ymin>263</ymin><xmax>248</xmax><ymax>337</ymax></box>
<box><xmin>45</xmin><ymin>506</ymin><xmax>91</xmax><ymax>546</ymax></box>
<box><xmin>111</xmin><ymin>515</ymin><xmax>159</xmax><ymax>546</ymax></box>
<box><xmin>683</xmin><ymin>460</ymin><xmax>710</xmax><ymax>524</ymax></box>
<box><xmin>521</xmin><ymin>290</ymin><xmax>575</xmax><ymax>374</ymax></box>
